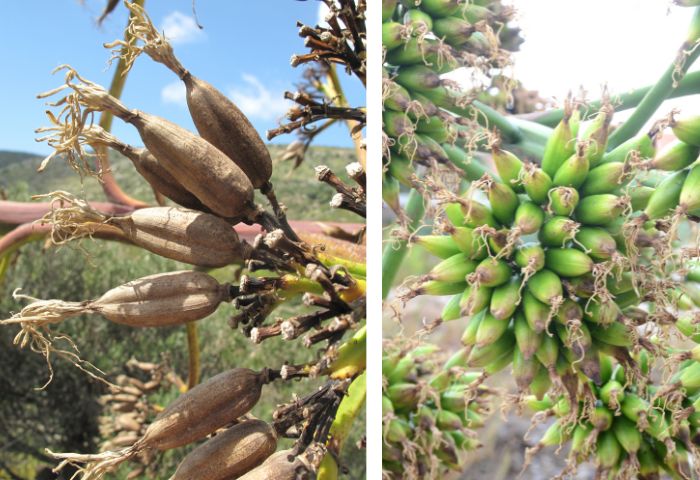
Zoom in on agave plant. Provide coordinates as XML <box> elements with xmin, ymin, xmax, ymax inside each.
<box><xmin>0</xmin><ymin>1</ymin><xmax>366</xmax><ymax>479</ymax></box>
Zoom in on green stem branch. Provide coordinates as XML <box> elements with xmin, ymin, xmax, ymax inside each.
<box><xmin>607</xmin><ymin>7</ymin><xmax>700</xmax><ymax>149</ymax></box>
<box><xmin>528</xmin><ymin>70</ymin><xmax>700</xmax><ymax>127</ymax></box>
<box><xmin>382</xmin><ymin>189</ymin><xmax>425</xmax><ymax>299</ymax></box>
<box><xmin>186</xmin><ymin>322</ymin><xmax>200</xmax><ymax>389</ymax></box>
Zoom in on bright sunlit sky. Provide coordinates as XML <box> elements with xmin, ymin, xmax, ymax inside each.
<box><xmin>511</xmin><ymin>1</ymin><xmax>700</xmax><ymax>120</ymax></box>
<box><xmin>0</xmin><ymin>0</ymin><xmax>364</xmax><ymax>155</ymax></box>
<box><xmin>2</xmin><ymin>2</ymin><xmax>699</xmax><ymax>156</ymax></box>
<box><xmin>444</xmin><ymin>1</ymin><xmax>700</xmax><ymax>128</ymax></box>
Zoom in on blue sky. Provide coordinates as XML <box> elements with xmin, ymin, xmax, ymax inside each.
<box><xmin>0</xmin><ymin>0</ymin><xmax>364</xmax><ymax>155</ymax></box>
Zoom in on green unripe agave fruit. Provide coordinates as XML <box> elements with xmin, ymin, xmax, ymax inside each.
<box><xmin>678</xmin><ymin>163</ymin><xmax>700</xmax><ymax>214</ymax></box>
<box><xmin>382</xmin><ymin>79</ymin><xmax>415</xmax><ymax>112</ymax></box>
<box><xmin>489</xmin><ymin>278</ymin><xmax>521</xmax><ymax>320</ymax></box>
<box><xmin>385</xmin><ymin>38</ymin><xmax>440</xmax><ymax>67</ymax></box>
<box><xmin>539</xmin><ymin>216</ymin><xmax>580</xmax><ymax>247</ymax></box>
<box><xmin>596</xmin><ymin>430</ymin><xmax>623</xmax><ymax>470</ymax></box>
<box><xmin>642</xmin><ymin>168</ymin><xmax>688</xmax><ymax>220</ymax></box>
<box><xmin>460</xmin><ymin>198</ymin><xmax>499</xmax><ymax>228</ymax></box>
<box><xmin>514</xmin><ymin>243</ymin><xmax>545</xmax><ymax>273</ymax></box>
<box><xmin>580</xmin><ymin>161</ymin><xmax>633</xmax><ymax>196</ymax></box>
<box><xmin>522</xmin><ymin>290</ymin><xmax>551</xmax><ymax>333</ymax></box>
<box><xmin>552</xmin><ymin>141</ymin><xmax>590</xmax><ymax>188</ymax></box>
<box><xmin>432</xmin><ymin>16</ymin><xmax>477</xmax><ymax>46</ymax></box>
<box><xmin>440</xmin><ymin>294</ymin><xmax>462</xmax><ymax>322</ymax></box>
<box><xmin>541</xmin><ymin>100</ymin><xmax>577</xmax><ymax>177</ymax></box>
<box><xmin>514</xmin><ymin>312</ymin><xmax>542</xmax><ymax>360</ymax></box>
<box><xmin>485</xmin><ymin>177</ymin><xmax>519</xmax><ymax>225</ymax></box>
<box><xmin>419</xmin><ymin>0</ymin><xmax>461</xmax><ymax>17</ymax></box>
<box><xmin>513</xmin><ymin>201</ymin><xmax>545</xmax><ymax>235</ymax></box>
<box><xmin>394</xmin><ymin>65</ymin><xmax>442</xmax><ymax>92</ymax></box>
<box><xmin>475</xmin><ymin>311</ymin><xmax>510</xmax><ymax>347</ymax></box>
<box><xmin>574</xmin><ymin>227</ymin><xmax>617</xmax><ymax>261</ymax></box>
<box><xmin>671</xmin><ymin>114</ymin><xmax>700</xmax><ymax>146</ymax></box>
<box><xmin>460</xmin><ymin>284</ymin><xmax>492</xmax><ymax>316</ymax></box>
<box><xmin>382</xmin><ymin>0</ymin><xmax>398</xmax><ymax>22</ymax></box>
<box><xmin>547</xmin><ymin>186</ymin><xmax>579</xmax><ymax>216</ymax></box>
<box><xmin>411</xmin><ymin>234</ymin><xmax>461</xmax><ymax>259</ymax></box>
<box><xmin>575</xmin><ymin>194</ymin><xmax>627</xmax><ymax>226</ymax></box>
<box><xmin>469</xmin><ymin>257</ymin><xmax>512</xmax><ymax>288</ymax></box>
<box><xmin>491</xmin><ymin>143</ymin><xmax>524</xmax><ymax>191</ymax></box>
<box><xmin>466</xmin><ymin>327</ymin><xmax>515</xmax><ymax>368</ymax></box>
<box><xmin>544</xmin><ymin>248</ymin><xmax>594</xmax><ymax>277</ymax></box>
<box><xmin>512</xmin><ymin>347</ymin><xmax>542</xmax><ymax>391</ymax></box>
<box><xmin>382</xmin><ymin>22</ymin><xmax>406</xmax><ymax>51</ymax></box>
<box><xmin>579</xmin><ymin>101</ymin><xmax>614</xmax><ymax>167</ymax></box>
<box><xmin>403</xmin><ymin>9</ymin><xmax>433</xmax><ymax>32</ymax></box>
<box><xmin>650</xmin><ymin>140</ymin><xmax>699</xmax><ymax>171</ymax></box>
<box><xmin>628</xmin><ymin>185</ymin><xmax>654</xmax><ymax>210</ymax></box>
<box><xmin>527</xmin><ymin>269</ymin><xmax>563</xmax><ymax>305</ymax></box>
<box><xmin>600</xmin><ymin>128</ymin><xmax>657</xmax><ymax>165</ymax></box>
<box><xmin>521</xmin><ymin>162</ymin><xmax>553</xmax><ymax>204</ymax></box>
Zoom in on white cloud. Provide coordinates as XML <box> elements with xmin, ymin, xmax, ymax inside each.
<box><xmin>161</xmin><ymin>11</ymin><xmax>205</xmax><ymax>44</ymax></box>
<box><xmin>318</xmin><ymin>3</ymin><xmax>330</xmax><ymax>26</ymax></box>
<box><xmin>161</xmin><ymin>81</ymin><xmax>187</xmax><ymax>106</ymax></box>
<box><xmin>228</xmin><ymin>74</ymin><xmax>291</xmax><ymax>121</ymax></box>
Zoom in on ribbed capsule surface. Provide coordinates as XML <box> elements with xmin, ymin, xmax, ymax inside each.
<box><xmin>171</xmin><ymin>420</ymin><xmax>277</xmax><ymax>480</ymax></box>
<box><xmin>128</xmin><ymin>111</ymin><xmax>254</xmax><ymax>219</ymax></box>
<box><xmin>138</xmin><ymin>368</ymin><xmax>265</xmax><ymax>451</ymax></box>
<box><xmin>121</xmin><ymin>145</ymin><xmax>207</xmax><ymax>211</ymax></box>
<box><xmin>183</xmin><ymin>75</ymin><xmax>272</xmax><ymax>189</ymax></box>
<box><xmin>237</xmin><ymin>450</ymin><xmax>308</xmax><ymax>480</ymax></box>
<box><xmin>109</xmin><ymin>207</ymin><xmax>248</xmax><ymax>267</ymax></box>
<box><xmin>90</xmin><ymin>270</ymin><xmax>230</xmax><ymax>327</ymax></box>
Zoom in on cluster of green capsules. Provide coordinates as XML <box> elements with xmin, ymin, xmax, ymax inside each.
<box><xmin>382</xmin><ymin>342</ymin><xmax>491</xmax><ymax>478</ymax></box>
<box><xmin>523</xmin><ymin>350</ymin><xmax>700</xmax><ymax>480</ymax></box>
<box><xmin>405</xmin><ymin>101</ymin><xmax>700</xmax><ymax>391</ymax></box>
<box><xmin>382</xmin><ymin>0</ymin><xmax>522</xmax><ymax>215</ymax></box>
<box><xmin>394</xmin><ymin>101</ymin><xmax>700</xmax><ymax>474</ymax></box>
<box><xmin>382</xmin><ymin>0</ymin><xmax>700</xmax><ymax>476</ymax></box>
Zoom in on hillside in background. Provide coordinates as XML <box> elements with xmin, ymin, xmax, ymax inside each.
<box><xmin>0</xmin><ymin>145</ymin><xmax>358</xmax><ymax>223</ymax></box>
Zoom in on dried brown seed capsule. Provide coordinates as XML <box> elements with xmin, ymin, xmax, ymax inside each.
<box><xmin>43</xmin><ymin>71</ymin><xmax>256</xmax><ymax>220</ymax></box>
<box><xmin>171</xmin><ymin>420</ymin><xmax>277</xmax><ymax>480</ymax></box>
<box><xmin>182</xmin><ymin>74</ymin><xmax>273</xmax><ymax>190</ymax></box>
<box><xmin>113</xmin><ymin>3</ymin><xmax>272</xmax><ymax>189</ymax></box>
<box><xmin>139</xmin><ymin>369</ymin><xmax>267</xmax><ymax>450</ymax></box>
<box><xmin>237</xmin><ymin>450</ymin><xmax>311</xmax><ymax>480</ymax></box>
<box><xmin>90</xmin><ymin>270</ymin><xmax>231</xmax><ymax>327</ymax></box>
<box><xmin>108</xmin><ymin>207</ymin><xmax>252</xmax><ymax>267</ymax></box>
<box><xmin>77</xmin><ymin>125</ymin><xmax>207</xmax><ymax>211</ymax></box>
<box><xmin>126</xmin><ymin>110</ymin><xmax>255</xmax><ymax>220</ymax></box>
<box><xmin>40</xmin><ymin>194</ymin><xmax>250</xmax><ymax>267</ymax></box>
<box><xmin>48</xmin><ymin>368</ymin><xmax>270</xmax><ymax>479</ymax></box>
<box><xmin>3</xmin><ymin>270</ymin><xmax>231</xmax><ymax>331</ymax></box>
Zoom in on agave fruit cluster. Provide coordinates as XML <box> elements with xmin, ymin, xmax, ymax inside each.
<box><xmin>382</xmin><ymin>0</ymin><xmax>522</xmax><ymax>216</ymax></box>
<box><xmin>523</xmin><ymin>350</ymin><xmax>700</xmax><ymax>480</ymax></box>
<box><xmin>382</xmin><ymin>341</ymin><xmax>491</xmax><ymax>478</ymax></box>
<box><xmin>393</xmin><ymin>97</ymin><xmax>700</xmax><ymax>475</ymax></box>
